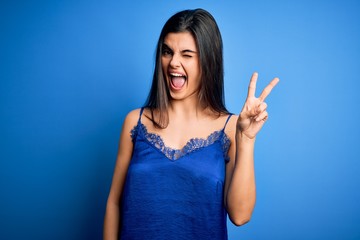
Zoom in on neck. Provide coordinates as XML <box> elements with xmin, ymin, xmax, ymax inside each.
<box><xmin>168</xmin><ymin>98</ymin><xmax>206</xmax><ymax>121</ymax></box>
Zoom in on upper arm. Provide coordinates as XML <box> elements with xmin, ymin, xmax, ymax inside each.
<box><xmin>223</xmin><ymin>115</ymin><xmax>237</xmax><ymax>207</ymax></box>
<box><xmin>106</xmin><ymin>109</ymin><xmax>141</xmax><ymax>205</ymax></box>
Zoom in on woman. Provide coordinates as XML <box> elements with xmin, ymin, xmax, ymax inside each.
<box><xmin>104</xmin><ymin>8</ymin><xmax>279</xmax><ymax>240</ymax></box>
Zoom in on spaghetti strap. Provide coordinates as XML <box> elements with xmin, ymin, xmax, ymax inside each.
<box><xmin>222</xmin><ymin>114</ymin><xmax>233</xmax><ymax>131</ymax></box>
<box><xmin>138</xmin><ymin>107</ymin><xmax>145</xmax><ymax>124</ymax></box>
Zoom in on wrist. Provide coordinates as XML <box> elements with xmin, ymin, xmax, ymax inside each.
<box><xmin>236</xmin><ymin>131</ymin><xmax>256</xmax><ymax>145</ymax></box>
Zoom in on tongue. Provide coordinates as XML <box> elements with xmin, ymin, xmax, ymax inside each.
<box><xmin>171</xmin><ymin>77</ymin><xmax>186</xmax><ymax>89</ymax></box>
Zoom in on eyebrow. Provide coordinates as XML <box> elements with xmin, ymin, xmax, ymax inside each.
<box><xmin>182</xmin><ymin>49</ymin><xmax>197</xmax><ymax>54</ymax></box>
<box><xmin>163</xmin><ymin>43</ymin><xmax>197</xmax><ymax>54</ymax></box>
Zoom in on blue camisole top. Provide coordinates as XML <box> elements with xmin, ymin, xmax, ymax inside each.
<box><xmin>120</xmin><ymin>108</ymin><xmax>233</xmax><ymax>240</ymax></box>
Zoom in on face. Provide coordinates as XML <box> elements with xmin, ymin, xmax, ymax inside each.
<box><xmin>161</xmin><ymin>32</ymin><xmax>201</xmax><ymax>101</ymax></box>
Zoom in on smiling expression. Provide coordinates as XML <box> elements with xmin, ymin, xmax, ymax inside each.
<box><xmin>161</xmin><ymin>32</ymin><xmax>201</xmax><ymax>101</ymax></box>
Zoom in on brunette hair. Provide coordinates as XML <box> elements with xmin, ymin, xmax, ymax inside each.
<box><xmin>144</xmin><ymin>8</ymin><xmax>228</xmax><ymax>128</ymax></box>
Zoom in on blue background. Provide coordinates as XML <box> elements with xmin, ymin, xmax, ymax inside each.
<box><xmin>1</xmin><ymin>0</ymin><xmax>359</xmax><ymax>239</ymax></box>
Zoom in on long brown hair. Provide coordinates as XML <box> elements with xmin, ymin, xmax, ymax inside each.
<box><xmin>144</xmin><ymin>8</ymin><xmax>229</xmax><ymax>128</ymax></box>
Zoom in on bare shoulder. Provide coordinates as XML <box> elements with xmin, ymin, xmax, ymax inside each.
<box><xmin>121</xmin><ymin>108</ymin><xmax>142</xmax><ymax>134</ymax></box>
<box><xmin>124</xmin><ymin>108</ymin><xmax>141</xmax><ymax>124</ymax></box>
<box><xmin>225</xmin><ymin>114</ymin><xmax>238</xmax><ymax>142</ymax></box>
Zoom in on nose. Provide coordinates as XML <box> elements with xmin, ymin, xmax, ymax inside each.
<box><xmin>169</xmin><ymin>53</ymin><xmax>181</xmax><ymax>68</ymax></box>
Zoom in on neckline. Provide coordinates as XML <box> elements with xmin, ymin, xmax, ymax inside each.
<box><xmin>132</xmin><ymin>122</ymin><xmax>231</xmax><ymax>161</ymax></box>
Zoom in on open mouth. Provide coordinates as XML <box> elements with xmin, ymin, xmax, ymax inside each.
<box><xmin>169</xmin><ymin>72</ymin><xmax>187</xmax><ymax>90</ymax></box>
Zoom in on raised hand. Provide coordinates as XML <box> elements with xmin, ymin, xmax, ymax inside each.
<box><xmin>237</xmin><ymin>72</ymin><xmax>279</xmax><ymax>139</ymax></box>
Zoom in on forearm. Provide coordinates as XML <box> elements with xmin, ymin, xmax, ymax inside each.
<box><xmin>103</xmin><ymin>200</ymin><xmax>120</xmax><ymax>240</ymax></box>
<box><xmin>226</xmin><ymin>132</ymin><xmax>256</xmax><ymax>226</ymax></box>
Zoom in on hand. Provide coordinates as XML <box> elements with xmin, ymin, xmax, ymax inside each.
<box><xmin>237</xmin><ymin>72</ymin><xmax>279</xmax><ymax>139</ymax></box>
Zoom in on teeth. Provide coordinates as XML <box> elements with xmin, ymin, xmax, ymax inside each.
<box><xmin>170</xmin><ymin>73</ymin><xmax>185</xmax><ymax>77</ymax></box>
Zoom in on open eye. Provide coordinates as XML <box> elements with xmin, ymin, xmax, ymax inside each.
<box><xmin>162</xmin><ymin>48</ymin><xmax>173</xmax><ymax>56</ymax></box>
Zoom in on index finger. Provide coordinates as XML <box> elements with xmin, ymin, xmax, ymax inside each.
<box><xmin>247</xmin><ymin>72</ymin><xmax>258</xmax><ymax>99</ymax></box>
<box><xmin>259</xmin><ymin>77</ymin><xmax>280</xmax><ymax>101</ymax></box>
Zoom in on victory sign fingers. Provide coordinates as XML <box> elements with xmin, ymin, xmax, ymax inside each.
<box><xmin>238</xmin><ymin>72</ymin><xmax>279</xmax><ymax>138</ymax></box>
<box><xmin>246</xmin><ymin>72</ymin><xmax>279</xmax><ymax>102</ymax></box>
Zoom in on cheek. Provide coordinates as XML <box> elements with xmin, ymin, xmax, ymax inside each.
<box><xmin>161</xmin><ymin>57</ymin><xmax>169</xmax><ymax>70</ymax></box>
<box><xmin>191</xmin><ymin>59</ymin><xmax>201</xmax><ymax>76</ymax></box>
<box><xmin>188</xmin><ymin>62</ymin><xmax>201</xmax><ymax>80</ymax></box>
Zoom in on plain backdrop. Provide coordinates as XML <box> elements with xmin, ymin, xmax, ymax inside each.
<box><xmin>1</xmin><ymin>0</ymin><xmax>360</xmax><ymax>239</ymax></box>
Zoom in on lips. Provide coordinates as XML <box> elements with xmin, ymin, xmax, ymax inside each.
<box><xmin>169</xmin><ymin>72</ymin><xmax>186</xmax><ymax>90</ymax></box>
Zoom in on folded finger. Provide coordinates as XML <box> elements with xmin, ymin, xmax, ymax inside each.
<box><xmin>257</xmin><ymin>102</ymin><xmax>267</xmax><ymax>114</ymax></box>
<box><xmin>255</xmin><ymin>111</ymin><xmax>268</xmax><ymax>122</ymax></box>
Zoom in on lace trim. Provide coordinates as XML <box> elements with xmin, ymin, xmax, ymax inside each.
<box><xmin>131</xmin><ymin>122</ymin><xmax>231</xmax><ymax>161</ymax></box>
